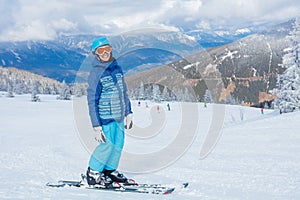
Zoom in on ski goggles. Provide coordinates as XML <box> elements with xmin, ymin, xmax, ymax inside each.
<box><xmin>95</xmin><ymin>45</ymin><xmax>112</xmax><ymax>55</ymax></box>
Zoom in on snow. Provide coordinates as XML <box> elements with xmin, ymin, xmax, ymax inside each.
<box><xmin>204</xmin><ymin>63</ymin><xmax>217</xmax><ymax>75</ymax></box>
<box><xmin>179</xmin><ymin>34</ymin><xmax>196</xmax><ymax>43</ymax></box>
<box><xmin>10</xmin><ymin>50</ymin><xmax>22</xmax><ymax>61</ymax></box>
<box><xmin>251</xmin><ymin>67</ymin><xmax>257</xmax><ymax>77</ymax></box>
<box><xmin>215</xmin><ymin>31</ymin><xmax>230</xmax><ymax>37</ymax></box>
<box><xmin>26</xmin><ymin>41</ymin><xmax>32</xmax><ymax>50</ymax></box>
<box><xmin>220</xmin><ymin>49</ymin><xmax>239</xmax><ymax>61</ymax></box>
<box><xmin>235</xmin><ymin>28</ymin><xmax>251</xmax><ymax>35</ymax></box>
<box><xmin>183</xmin><ymin>64</ymin><xmax>193</xmax><ymax>70</ymax></box>
<box><xmin>1</xmin><ymin>94</ymin><xmax>300</xmax><ymax>199</ymax></box>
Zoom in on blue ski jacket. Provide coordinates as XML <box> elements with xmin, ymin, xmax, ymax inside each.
<box><xmin>87</xmin><ymin>58</ymin><xmax>132</xmax><ymax>127</ymax></box>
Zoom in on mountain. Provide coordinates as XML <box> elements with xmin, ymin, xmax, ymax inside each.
<box><xmin>0</xmin><ymin>20</ymin><xmax>293</xmax><ymax>104</ymax></box>
<box><xmin>187</xmin><ymin>28</ymin><xmax>254</xmax><ymax>48</ymax></box>
<box><xmin>125</xmin><ymin>19</ymin><xmax>294</xmax><ymax>106</ymax></box>
<box><xmin>0</xmin><ymin>40</ymin><xmax>85</xmax><ymax>82</ymax></box>
<box><xmin>0</xmin><ymin>27</ymin><xmax>253</xmax><ymax>83</ymax></box>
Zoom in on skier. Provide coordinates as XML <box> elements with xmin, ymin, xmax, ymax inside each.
<box><xmin>157</xmin><ymin>105</ymin><xmax>160</xmax><ymax>113</ymax></box>
<box><xmin>261</xmin><ymin>107</ymin><xmax>264</xmax><ymax>115</ymax></box>
<box><xmin>86</xmin><ymin>37</ymin><xmax>133</xmax><ymax>187</ymax></box>
<box><xmin>167</xmin><ymin>103</ymin><xmax>171</xmax><ymax>111</ymax></box>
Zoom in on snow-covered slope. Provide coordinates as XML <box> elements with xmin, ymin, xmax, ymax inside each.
<box><xmin>0</xmin><ymin>94</ymin><xmax>299</xmax><ymax>199</ymax></box>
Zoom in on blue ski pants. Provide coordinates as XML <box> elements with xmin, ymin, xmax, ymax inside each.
<box><xmin>89</xmin><ymin>121</ymin><xmax>125</xmax><ymax>172</ymax></box>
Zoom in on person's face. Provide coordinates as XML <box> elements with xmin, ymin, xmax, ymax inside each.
<box><xmin>95</xmin><ymin>45</ymin><xmax>112</xmax><ymax>62</ymax></box>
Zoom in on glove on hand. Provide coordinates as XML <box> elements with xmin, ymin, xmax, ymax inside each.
<box><xmin>124</xmin><ymin>114</ymin><xmax>133</xmax><ymax>129</ymax></box>
<box><xmin>93</xmin><ymin>126</ymin><xmax>106</xmax><ymax>143</ymax></box>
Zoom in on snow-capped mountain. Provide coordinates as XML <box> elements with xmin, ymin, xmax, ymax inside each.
<box><xmin>0</xmin><ymin>20</ymin><xmax>293</xmax><ymax>85</ymax></box>
<box><xmin>0</xmin><ymin>40</ymin><xmax>85</xmax><ymax>82</ymax></box>
<box><xmin>0</xmin><ymin>27</ymin><xmax>254</xmax><ymax>83</ymax></box>
<box><xmin>186</xmin><ymin>28</ymin><xmax>254</xmax><ymax>48</ymax></box>
<box><xmin>125</xmin><ymin>19</ymin><xmax>294</xmax><ymax>106</ymax></box>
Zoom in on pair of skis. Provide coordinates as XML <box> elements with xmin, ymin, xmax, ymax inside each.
<box><xmin>46</xmin><ymin>174</ymin><xmax>188</xmax><ymax>195</ymax></box>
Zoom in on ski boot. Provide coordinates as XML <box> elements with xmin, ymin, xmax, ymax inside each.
<box><xmin>86</xmin><ymin>167</ymin><xmax>113</xmax><ymax>187</ymax></box>
<box><xmin>102</xmin><ymin>169</ymin><xmax>129</xmax><ymax>183</ymax></box>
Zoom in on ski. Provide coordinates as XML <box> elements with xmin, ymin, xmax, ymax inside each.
<box><xmin>86</xmin><ymin>184</ymin><xmax>176</xmax><ymax>195</ymax></box>
<box><xmin>46</xmin><ymin>175</ymin><xmax>188</xmax><ymax>195</ymax></box>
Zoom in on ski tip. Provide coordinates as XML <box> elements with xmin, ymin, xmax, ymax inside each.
<box><xmin>46</xmin><ymin>182</ymin><xmax>65</xmax><ymax>187</ymax></box>
<box><xmin>163</xmin><ymin>188</ymin><xmax>175</xmax><ymax>195</ymax></box>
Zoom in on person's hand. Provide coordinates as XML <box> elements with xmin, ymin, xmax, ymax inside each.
<box><xmin>124</xmin><ymin>114</ymin><xmax>133</xmax><ymax>129</ymax></box>
<box><xmin>93</xmin><ymin>126</ymin><xmax>106</xmax><ymax>143</ymax></box>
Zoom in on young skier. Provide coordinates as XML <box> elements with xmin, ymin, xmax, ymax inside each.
<box><xmin>86</xmin><ymin>37</ymin><xmax>133</xmax><ymax>186</ymax></box>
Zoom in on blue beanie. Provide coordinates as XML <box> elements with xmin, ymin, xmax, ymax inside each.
<box><xmin>91</xmin><ymin>37</ymin><xmax>110</xmax><ymax>52</ymax></box>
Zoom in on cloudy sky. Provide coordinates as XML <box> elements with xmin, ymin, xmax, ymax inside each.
<box><xmin>0</xmin><ymin>0</ymin><xmax>299</xmax><ymax>41</ymax></box>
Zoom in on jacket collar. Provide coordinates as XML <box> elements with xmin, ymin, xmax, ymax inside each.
<box><xmin>93</xmin><ymin>57</ymin><xmax>117</xmax><ymax>70</ymax></box>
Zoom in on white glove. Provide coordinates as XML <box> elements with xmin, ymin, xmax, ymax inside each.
<box><xmin>93</xmin><ymin>126</ymin><xmax>106</xmax><ymax>143</ymax></box>
<box><xmin>124</xmin><ymin>114</ymin><xmax>133</xmax><ymax>129</ymax></box>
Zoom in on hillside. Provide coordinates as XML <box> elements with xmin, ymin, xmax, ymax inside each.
<box><xmin>126</xmin><ymin>20</ymin><xmax>293</xmax><ymax>105</ymax></box>
<box><xmin>0</xmin><ymin>66</ymin><xmax>61</xmax><ymax>94</ymax></box>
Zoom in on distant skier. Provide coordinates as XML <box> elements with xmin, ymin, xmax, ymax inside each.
<box><xmin>157</xmin><ymin>105</ymin><xmax>160</xmax><ymax>113</ymax></box>
<box><xmin>138</xmin><ymin>101</ymin><xmax>141</xmax><ymax>107</ymax></box>
<box><xmin>204</xmin><ymin>102</ymin><xmax>207</xmax><ymax>108</ymax></box>
<box><xmin>167</xmin><ymin>103</ymin><xmax>171</xmax><ymax>111</ymax></box>
<box><xmin>86</xmin><ymin>37</ymin><xmax>133</xmax><ymax>186</ymax></box>
<box><xmin>261</xmin><ymin>107</ymin><xmax>264</xmax><ymax>115</ymax></box>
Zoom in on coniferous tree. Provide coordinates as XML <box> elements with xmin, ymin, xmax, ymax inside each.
<box><xmin>31</xmin><ymin>80</ymin><xmax>40</xmax><ymax>102</ymax></box>
<box><xmin>162</xmin><ymin>86</ymin><xmax>169</xmax><ymax>101</ymax></box>
<box><xmin>138</xmin><ymin>82</ymin><xmax>145</xmax><ymax>100</ymax></box>
<box><xmin>152</xmin><ymin>84</ymin><xmax>161</xmax><ymax>102</ymax></box>
<box><xmin>73</xmin><ymin>83</ymin><xmax>86</xmax><ymax>97</ymax></box>
<box><xmin>204</xmin><ymin>89</ymin><xmax>212</xmax><ymax>103</ymax></box>
<box><xmin>275</xmin><ymin>17</ymin><xmax>300</xmax><ymax>113</ymax></box>
<box><xmin>184</xmin><ymin>88</ymin><xmax>193</xmax><ymax>102</ymax></box>
<box><xmin>6</xmin><ymin>80</ymin><xmax>14</xmax><ymax>98</ymax></box>
<box><xmin>57</xmin><ymin>80</ymin><xmax>71</xmax><ymax>100</ymax></box>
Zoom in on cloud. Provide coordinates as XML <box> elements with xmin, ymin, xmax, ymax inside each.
<box><xmin>0</xmin><ymin>0</ymin><xmax>76</xmax><ymax>41</ymax></box>
<box><xmin>196</xmin><ymin>21</ymin><xmax>212</xmax><ymax>30</ymax></box>
<box><xmin>0</xmin><ymin>20</ymin><xmax>56</xmax><ymax>41</ymax></box>
<box><xmin>198</xmin><ymin>0</ymin><xmax>300</xmax><ymax>27</ymax></box>
<box><xmin>0</xmin><ymin>0</ymin><xmax>299</xmax><ymax>41</ymax></box>
<box><xmin>0</xmin><ymin>0</ymin><xmax>20</xmax><ymax>33</ymax></box>
<box><xmin>51</xmin><ymin>18</ymin><xmax>77</xmax><ymax>31</ymax></box>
